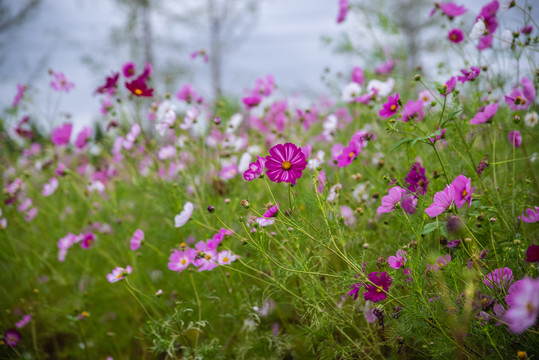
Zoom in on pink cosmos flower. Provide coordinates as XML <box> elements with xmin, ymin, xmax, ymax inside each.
<box><xmin>106</xmin><ymin>265</ymin><xmax>133</xmax><ymax>283</ymax></box>
<box><xmin>440</xmin><ymin>77</ymin><xmax>456</xmax><ymax>96</ymax></box>
<box><xmin>379</xmin><ymin>93</ymin><xmax>400</xmax><ymax>119</ymax></box>
<box><xmin>363</xmin><ymin>271</ymin><xmax>393</xmax><ymax>303</ymax></box>
<box><xmin>477</xmin><ymin>35</ymin><xmax>493</xmax><ymax>50</ymax></box>
<box><xmin>177</xmin><ymin>84</ymin><xmax>199</xmax><ymax>103</ymax></box>
<box><xmin>158</xmin><ymin>145</ymin><xmax>176</xmax><ymax>160</ymax></box>
<box><xmin>243</xmin><ymin>156</ymin><xmax>266</xmax><ymax>181</ymax></box>
<box><xmin>252</xmin><ymin>75</ymin><xmax>275</xmax><ymax>97</ymax></box>
<box><xmin>55</xmin><ymin>162</ymin><xmax>67</xmax><ymax>177</ymax></box>
<box><xmin>51</xmin><ymin>123</ymin><xmax>72</xmax><ymax>146</ymax></box>
<box><xmin>451</xmin><ymin>175</ymin><xmax>475</xmax><ymax>209</ymax></box>
<box><xmin>168</xmin><ymin>248</ymin><xmax>197</xmax><ymax>272</ymax></box>
<box><xmin>405</xmin><ymin>162</ymin><xmax>429</xmax><ymax>195</ymax></box>
<box><xmin>448</xmin><ymin>28</ymin><xmax>464</xmax><ymax>43</ymax></box>
<box><xmin>264</xmin><ymin>203</ymin><xmax>279</xmax><ymax>218</ymax></box>
<box><xmin>470</xmin><ymin>103</ymin><xmax>498</xmax><ymax>124</ymax></box>
<box><xmin>316</xmin><ymin>169</ymin><xmax>326</xmax><ymax>194</ymax></box>
<box><xmin>336</xmin><ymin>139</ymin><xmax>362</xmax><ymax>167</ymax></box>
<box><xmin>74</xmin><ymin>127</ymin><xmax>92</xmax><ymax>149</ymax></box>
<box><xmin>504</xmin><ymin>277</ymin><xmax>539</xmax><ymax>334</ymax></box>
<box><xmin>194</xmin><ymin>241</ymin><xmax>218</xmax><ymax>271</ymax></box>
<box><xmin>50</xmin><ymin>71</ymin><xmax>75</xmax><ymax>92</ymax></box>
<box><xmin>175</xmin><ymin>202</ymin><xmax>194</xmax><ymax>228</ymax></box>
<box><xmin>336</xmin><ymin>0</ymin><xmax>349</xmax><ymax>23</ymax></box>
<box><xmin>79</xmin><ymin>232</ymin><xmax>96</xmax><ymax>249</ymax></box>
<box><xmin>439</xmin><ymin>2</ymin><xmax>467</xmax><ymax>18</ymax></box>
<box><xmin>265</xmin><ymin>143</ymin><xmax>308</xmax><ymax>184</ymax></box>
<box><xmin>242</xmin><ymin>95</ymin><xmax>262</xmax><ymax>109</ymax></box>
<box><xmin>476</xmin><ymin>0</ymin><xmax>499</xmax><ymax>34</ymax></box>
<box><xmin>425</xmin><ymin>185</ymin><xmax>455</xmax><ymax>217</ymax></box>
<box><xmin>217</xmin><ymin>250</ymin><xmax>238</xmax><ymax>265</ymax></box>
<box><xmin>15</xmin><ymin>315</ymin><xmax>32</xmax><ymax>329</ymax></box>
<box><xmin>340</xmin><ymin>205</ymin><xmax>356</xmax><ymax>226</ymax></box>
<box><xmin>457</xmin><ymin>66</ymin><xmax>481</xmax><ymax>83</ymax></box>
<box><xmin>122</xmin><ymin>62</ymin><xmax>136</xmax><ymax>77</ymax></box>
<box><xmin>508</xmin><ymin>130</ymin><xmax>522</xmax><ymax>148</ymax></box>
<box><xmin>130</xmin><ymin>229</ymin><xmax>144</xmax><ymax>251</ymax></box>
<box><xmin>42</xmin><ymin>178</ymin><xmax>59</xmax><ymax>197</ymax></box>
<box><xmin>58</xmin><ymin>233</ymin><xmax>77</xmax><ymax>262</ymax></box>
<box><xmin>95</xmin><ymin>72</ymin><xmax>119</xmax><ymax>95</ymax></box>
<box><xmin>388</xmin><ymin>249</ymin><xmax>407</xmax><ymax>269</ymax></box>
<box><xmin>402</xmin><ymin>99</ymin><xmax>425</xmax><ymax>122</ymax></box>
<box><xmin>427</xmin><ymin>254</ymin><xmax>452</xmax><ymax>271</ymax></box>
<box><xmin>220</xmin><ymin>164</ymin><xmax>238</xmax><ymax>180</ymax></box>
<box><xmin>13</xmin><ymin>84</ymin><xmax>25</xmax><ymax>107</ymax></box>
<box><xmin>518</xmin><ymin>206</ymin><xmax>539</xmax><ymax>223</ymax></box>
<box><xmin>377</xmin><ymin>186</ymin><xmax>406</xmax><ymax>214</ymax></box>
<box><xmin>484</xmin><ymin>267</ymin><xmax>513</xmax><ymax>288</ymax></box>
<box><xmin>374</xmin><ymin>59</ymin><xmax>395</xmax><ymax>75</ymax></box>
<box><xmin>24</xmin><ymin>207</ymin><xmax>38</xmax><ymax>222</ymax></box>
<box><xmin>4</xmin><ymin>329</ymin><xmax>21</xmax><ymax>347</ymax></box>
<box><xmin>351</xmin><ymin>66</ymin><xmax>365</xmax><ymax>85</ymax></box>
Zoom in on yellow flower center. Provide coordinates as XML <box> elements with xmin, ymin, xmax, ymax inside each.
<box><xmin>282</xmin><ymin>161</ymin><xmax>292</xmax><ymax>170</ymax></box>
<box><xmin>181</xmin><ymin>259</ymin><xmax>187</xmax><ymax>265</ymax></box>
<box><xmin>442</xmin><ymin>84</ymin><xmax>447</xmax><ymax>90</ymax></box>
<box><xmin>390</xmin><ymin>104</ymin><xmax>397</xmax><ymax>111</ymax></box>
<box><xmin>451</xmin><ymin>34</ymin><xmax>457</xmax><ymax>40</ymax></box>
<box><xmin>134</xmin><ymin>89</ymin><xmax>143</xmax><ymax>95</ymax></box>
<box><xmin>117</xmin><ymin>273</ymin><xmax>123</xmax><ymax>279</ymax></box>
<box><xmin>205</xmin><ymin>254</ymin><xmax>212</xmax><ymax>260</ymax></box>
<box><xmin>439</xmin><ymin>262</ymin><xmax>444</xmax><ymax>267</ymax></box>
<box><xmin>527</xmin><ymin>302</ymin><xmax>534</xmax><ymax>312</ymax></box>
<box><xmin>423</xmin><ymin>96</ymin><xmax>429</xmax><ymax>101</ymax></box>
<box><xmin>348</xmin><ymin>152</ymin><xmax>355</xmax><ymax>158</ymax></box>
<box><xmin>462</xmin><ymin>189</ymin><xmax>468</xmax><ymax>197</ymax></box>
<box><xmin>223</xmin><ymin>257</ymin><xmax>229</xmax><ymax>263</ymax></box>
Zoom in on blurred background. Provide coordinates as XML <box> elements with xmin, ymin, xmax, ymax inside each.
<box><xmin>0</xmin><ymin>0</ymin><xmax>537</xmax><ymax>130</ymax></box>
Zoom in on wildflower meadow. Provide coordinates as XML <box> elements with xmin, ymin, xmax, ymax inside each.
<box><xmin>1</xmin><ymin>0</ymin><xmax>539</xmax><ymax>359</ymax></box>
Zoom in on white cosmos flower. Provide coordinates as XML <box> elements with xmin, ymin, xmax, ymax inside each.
<box><xmin>367</xmin><ymin>78</ymin><xmax>394</xmax><ymax>98</ymax></box>
<box><xmin>524</xmin><ymin>112</ymin><xmax>538</xmax><ymax>128</ymax></box>
<box><xmin>226</xmin><ymin>113</ymin><xmax>243</xmax><ymax>134</ymax></box>
<box><xmin>501</xmin><ymin>29</ymin><xmax>512</xmax><ymax>50</ymax></box>
<box><xmin>175</xmin><ymin>202</ymin><xmax>194</xmax><ymax>228</ymax></box>
<box><xmin>342</xmin><ymin>82</ymin><xmax>362</xmax><ymax>103</ymax></box>
<box><xmin>470</xmin><ymin>20</ymin><xmax>486</xmax><ymax>40</ymax></box>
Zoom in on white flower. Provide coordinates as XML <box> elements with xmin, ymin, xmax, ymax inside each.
<box><xmin>174</xmin><ymin>202</ymin><xmax>194</xmax><ymax>227</ymax></box>
<box><xmin>87</xmin><ymin>180</ymin><xmax>105</xmax><ymax>193</ymax></box>
<box><xmin>326</xmin><ymin>183</ymin><xmax>342</xmax><ymax>202</ymax></box>
<box><xmin>525</xmin><ymin>112</ymin><xmax>538</xmax><ymax>128</ymax></box>
<box><xmin>238</xmin><ymin>153</ymin><xmax>252</xmax><ymax>173</ymax></box>
<box><xmin>342</xmin><ymin>82</ymin><xmax>362</xmax><ymax>103</ymax></box>
<box><xmin>257</xmin><ymin>217</ymin><xmax>275</xmax><ymax>227</ymax></box>
<box><xmin>158</xmin><ymin>145</ymin><xmax>176</xmax><ymax>160</ymax></box>
<box><xmin>501</xmin><ymin>29</ymin><xmax>512</xmax><ymax>50</ymax></box>
<box><xmin>226</xmin><ymin>113</ymin><xmax>243</xmax><ymax>134</ymax></box>
<box><xmin>470</xmin><ymin>20</ymin><xmax>486</xmax><ymax>40</ymax></box>
<box><xmin>308</xmin><ymin>150</ymin><xmax>325</xmax><ymax>169</ymax></box>
<box><xmin>180</xmin><ymin>107</ymin><xmax>198</xmax><ymax>130</ymax></box>
<box><xmin>42</xmin><ymin>178</ymin><xmax>59</xmax><ymax>197</ymax></box>
<box><xmin>367</xmin><ymin>78</ymin><xmax>394</xmax><ymax>98</ymax></box>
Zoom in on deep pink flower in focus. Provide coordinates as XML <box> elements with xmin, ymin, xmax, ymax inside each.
<box><xmin>363</xmin><ymin>271</ymin><xmax>392</xmax><ymax>303</ymax></box>
<box><xmin>50</xmin><ymin>71</ymin><xmax>75</xmax><ymax>92</ymax></box>
<box><xmin>13</xmin><ymin>84</ymin><xmax>25</xmax><ymax>107</ymax></box>
<box><xmin>388</xmin><ymin>249</ymin><xmax>407</xmax><ymax>269</ymax></box>
<box><xmin>106</xmin><ymin>265</ymin><xmax>133</xmax><ymax>283</ymax></box>
<box><xmin>51</xmin><ymin>123</ymin><xmax>72</xmax><ymax>146</ymax></box>
<box><xmin>377</xmin><ymin>186</ymin><xmax>406</xmax><ymax>214</ymax></box>
<box><xmin>74</xmin><ymin>127</ymin><xmax>92</xmax><ymax>149</ymax></box>
<box><xmin>265</xmin><ymin>143</ymin><xmax>308</xmax><ymax>184</ymax></box>
<box><xmin>379</xmin><ymin>93</ymin><xmax>400</xmax><ymax>119</ymax></box>
<box><xmin>519</xmin><ymin>207</ymin><xmax>539</xmax><ymax>223</ymax></box>
<box><xmin>457</xmin><ymin>66</ymin><xmax>481</xmax><ymax>83</ymax></box>
<box><xmin>122</xmin><ymin>62</ymin><xmax>136</xmax><ymax>78</ymax></box>
<box><xmin>484</xmin><ymin>267</ymin><xmax>513</xmax><ymax>288</ymax></box>
<box><xmin>243</xmin><ymin>156</ymin><xmax>265</xmax><ymax>181</ymax></box>
<box><xmin>525</xmin><ymin>244</ymin><xmax>539</xmax><ymax>262</ymax></box>
<box><xmin>336</xmin><ymin>0</ymin><xmax>349</xmax><ymax>23</ymax></box>
<box><xmin>504</xmin><ymin>277</ymin><xmax>539</xmax><ymax>334</ymax></box>
<box><xmin>448</xmin><ymin>28</ymin><xmax>464</xmax><ymax>43</ymax></box>
<box><xmin>405</xmin><ymin>162</ymin><xmax>429</xmax><ymax>195</ymax></box>
<box><xmin>508</xmin><ymin>130</ymin><xmax>522</xmax><ymax>148</ymax></box>
<box><xmin>451</xmin><ymin>175</ymin><xmax>475</xmax><ymax>209</ymax></box>
<box><xmin>425</xmin><ymin>185</ymin><xmax>455</xmax><ymax>217</ymax></box>
<box><xmin>130</xmin><ymin>229</ymin><xmax>144</xmax><ymax>251</ymax></box>
<box><xmin>4</xmin><ymin>329</ymin><xmax>21</xmax><ymax>347</ymax></box>
<box><xmin>336</xmin><ymin>140</ymin><xmax>361</xmax><ymax>167</ymax></box>
<box><xmin>470</xmin><ymin>103</ymin><xmax>498</xmax><ymax>124</ymax></box>
<box><xmin>439</xmin><ymin>2</ymin><xmax>467</xmax><ymax>18</ymax></box>
<box><xmin>95</xmin><ymin>72</ymin><xmax>119</xmax><ymax>95</ymax></box>
<box><xmin>440</xmin><ymin>77</ymin><xmax>456</xmax><ymax>96</ymax></box>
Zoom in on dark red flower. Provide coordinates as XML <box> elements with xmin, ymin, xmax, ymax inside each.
<box><xmin>525</xmin><ymin>245</ymin><xmax>539</xmax><ymax>263</ymax></box>
<box><xmin>95</xmin><ymin>72</ymin><xmax>119</xmax><ymax>95</ymax></box>
<box><xmin>125</xmin><ymin>77</ymin><xmax>154</xmax><ymax>97</ymax></box>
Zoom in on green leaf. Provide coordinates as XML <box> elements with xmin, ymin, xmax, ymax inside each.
<box><xmin>389</xmin><ymin>138</ymin><xmax>413</xmax><ymax>154</ymax></box>
<box><xmin>422</xmin><ymin>222</ymin><xmax>438</xmax><ymax>235</ymax></box>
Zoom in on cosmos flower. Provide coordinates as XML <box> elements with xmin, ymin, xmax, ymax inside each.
<box><xmin>427</xmin><ymin>254</ymin><xmax>452</xmax><ymax>272</ymax></box>
<box><xmin>470</xmin><ymin>20</ymin><xmax>486</xmax><ymax>40</ymax></box>
<box><xmin>351</xmin><ymin>66</ymin><xmax>365</xmax><ymax>85</ymax></box>
<box><xmin>243</xmin><ymin>156</ymin><xmax>266</xmax><ymax>181</ymax></box>
<box><xmin>15</xmin><ymin>315</ymin><xmax>32</xmax><ymax>329</ymax></box>
<box><xmin>217</xmin><ymin>250</ymin><xmax>238</xmax><ymax>265</ymax></box>
<box><xmin>130</xmin><ymin>229</ymin><xmax>144</xmax><ymax>251</ymax></box>
<box><xmin>13</xmin><ymin>84</ymin><xmax>25</xmax><ymax>107</ymax></box>
<box><xmin>79</xmin><ymin>232</ymin><xmax>96</xmax><ymax>249</ymax></box>
<box><xmin>74</xmin><ymin>127</ymin><xmax>92</xmax><ymax>149</ymax></box>
<box><xmin>448</xmin><ymin>28</ymin><xmax>464</xmax><ymax>43</ymax></box>
<box><xmin>504</xmin><ymin>277</ymin><xmax>539</xmax><ymax>334</ymax></box>
<box><xmin>106</xmin><ymin>265</ymin><xmax>133</xmax><ymax>283</ymax></box>
<box><xmin>175</xmin><ymin>202</ymin><xmax>194</xmax><ymax>228</ymax></box>
<box><xmin>524</xmin><ymin>112</ymin><xmax>538</xmax><ymax>128</ymax></box>
<box><xmin>470</xmin><ymin>103</ymin><xmax>498</xmax><ymax>124</ymax></box>
<box><xmin>388</xmin><ymin>249</ymin><xmax>407</xmax><ymax>269</ymax></box>
<box><xmin>125</xmin><ymin>76</ymin><xmax>153</xmax><ymax>97</ymax></box>
<box><xmin>42</xmin><ymin>178</ymin><xmax>59</xmax><ymax>197</ymax></box>
<box><xmin>168</xmin><ymin>248</ymin><xmax>197</xmax><ymax>273</ymax></box>
<box><xmin>451</xmin><ymin>175</ymin><xmax>475</xmax><ymax>209</ymax></box>
<box><xmin>440</xmin><ymin>77</ymin><xmax>456</xmax><ymax>96</ymax></box>
<box><xmin>457</xmin><ymin>66</ymin><xmax>481</xmax><ymax>83</ymax></box>
<box><xmin>50</xmin><ymin>71</ymin><xmax>75</xmax><ymax>92</ymax></box>
<box><xmin>95</xmin><ymin>72</ymin><xmax>119</xmax><ymax>95</ymax></box>
<box><xmin>439</xmin><ymin>2</ymin><xmax>467</xmax><ymax>18</ymax></box>
<box><xmin>342</xmin><ymin>82</ymin><xmax>362</xmax><ymax>103</ymax></box>
<box><xmin>405</xmin><ymin>162</ymin><xmax>429</xmax><ymax>195</ymax></box>
<box><xmin>242</xmin><ymin>95</ymin><xmax>262</xmax><ymax>109</ymax></box>
<box><xmin>363</xmin><ymin>271</ymin><xmax>393</xmax><ymax>303</ymax></box>
<box><xmin>508</xmin><ymin>130</ymin><xmax>522</xmax><ymax>148</ymax></box>
<box><xmin>377</xmin><ymin>186</ymin><xmax>406</xmax><ymax>214</ymax></box>
<box><xmin>525</xmin><ymin>245</ymin><xmax>539</xmax><ymax>262</ymax></box>
<box><xmin>265</xmin><ymin>143</ymin><xmax>308</xmax><ymax>184</ymax></box>
<box><xmin>51</xmin><ymin>123</ymin><xmax>73</xmax><ymax>146</ymax></box>
<box><xmin>4</xmin><ymin>329</ymin><xmax>21</xmax><ymax>347</ymax></box>
<box><xmin>484</xmin><ymin>267</ymin><xmax>513</xmax><ymax>288</ymax></box>
<box><xmin>336</xmin><ymin>0</ymin><xmax>349</xmax><ymax>23</ymax></box>
<box><xmin>379</xmin><ymin>93</ymin><xmax>400</xmax><ymax>119</ymax></box>
<box><xmin>518</xmin><ymin>206</ymin><xmax>539</xmax><ymax>223</ymax></box>
<box><xmin>401</xmin><ymin>100</ymin><xmax>425</xmax><ymax>122</ymax></box>
<box><xmin>425</xmin><ymin>185</ymin><xmax>455</xmax><ymax>217</ymax></box>
<box><xmin>177</xmin><ymin>84</ymin><xmax>199</xmax><ymax>103</ymax></box>
<box><xmin>122</xmin><ymin>62</ymin><xmax>136</xmax><ymax>78</ymax></box>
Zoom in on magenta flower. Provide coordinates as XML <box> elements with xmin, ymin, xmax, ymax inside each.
<box><xmin>457</xmin><ymin>66</ymin><xmax>481</xmax><ymax>83</ymax></box>
<box><xmin>363</xmin><ymin>271</ymin><xmax>393</xmax><ymax>303</ymax></box>
<box><xmin>177</xmin><ymin>84</ymin><xmax>199</xmax><ymax>103</ymax></box>
<box><xmin>451</xmin><ymin>175</ymin><xmax>475</xmax><ymax>209</ymax></box>
<box><xmin>79</xmin><ymin>232</ymin><xmax>96</xmax><ymax>249</ymax></box>
<box><xmin>42</xmin><ymin>178</ymin><xmax>59</xmax><ymax>197</ymax></box>
<box><xmin>4</xmin><ymin>329</ymin><xmax>21</xmax><ymax>347</ymax></box>
<box><xmin>106</xmin><ymin>265</ymin><xmax>133</xmax><ymax>283</ymax></box>
<box><xmin>476</xmin><ymin>0</ymin><xmax>499</xmax><ymax>34</ymax></box>
<box><xmin>379</xmin><ymin>93</ymin><xmax>400</xmax><ymax>119</ymax></box>
<box><xmin>95</xmin><ymin>72</ymin><xmax>119</xmax><ymax>95</ymax></box>
<box><xmin>265</xmin><ymin>143</ymin><xmax>308</xmax><ymax>184</ymax></box>
<box><xmin>264</xmin><ymin>203</ymin><xmax>279</xmax><ymax>218</ymax></box>
<box><xmin>243</xmin><ymin>156</ymin><xmax>265</xmax><ymax>181</ymax></box>
<box><xmin>242</xmin><ymin>95</ymin><xmax>262</xmax><ymax>109</ymax></box>
<box><xmin>336</xmin><ymin>0</ymin><xmax>349</xmax><ymax>23</ymax></box>
<box><xmin>351</xmin><ymin>66</ymin><xmax>365</xmax><ymax>85</ymax></box>
<box><xmin>448</xmin><ymin>28</ymin><xmax>464</xmax><ymax>43</ymax></box>
<box><xmin>470</xmin><ymin>103</ymin><xmax>498</xmax><ymax>124</ymax></box>
<box><xmin>130</xmin><ymin>229</ymin><xmax>144</xmax><ymax>251</ymax></box>
<box><xmin>374</xmin><ymin>59</ymin><xmax>395</xmax><ymax>75</ymax></box>
<box><xmin>377</xmin><ymin>186</ymin><xmax>406</xmax><ymax>214</ymax></box>
<box><xmin>440</xmin><ymin>77</ymin><xmax>456</xmax><ymax>96</ymax></box>
<box><xmin>525</xmin><ymin>244</ymin><xmax>539</xmax><ymax>262</ymax></box>
<box><xmin>125</xmin><ymin>76</ymin><xmax>153</xmax><ymax>97</ymax></box>
<box><xmin>504</xmin><ymin>277</ymin><xmax>539</xmax><ymax>334</ymax></box>
<box><xmin>439</xmin><ymin>2</ymin><xmax>467</xmax><ymax>18</ymax></box>
<box><xmin>252</xmin><ymin>75</ymin><xmax>275</xmax><ymax>97</ymax></box>
<box><xmin>74</xmin><ymin>127</ymin><xmax>92</xmax><ymax>149</ymax></box>
<box><xmin>425</xmin><ymin>185</ymin><xmax>455</xmax><ymax>217</ymax></box>
<box><xmin>429</xmin><ymin>127</ymin><xmax>446</xmax><ymax>143</ymax></box>
<box><xmin>484</xmin><ymin>267</ymin><xmax>513</xmax><ymax>288</ymax></box>
<box><xmin>518</xmin><ymin>206</ymin><xmax>539</xmax><ymax>223</ymax></box>
<box><xmin>194</xmin><ymin>242</ymin><xmax>218</xmax><ymax>272</ymax></box>
<box><xmin>427</xmin><ymin>254</ymin><xmax>452</xmax><ymax>271</ymax></box>
<box><xmin>15</xmin><ymin>315</ymin><xmax>32</xmax><ymax>329</ymax></box>
<box><xmin>388</xmin><ymin>249</ymin><xmax>407</xmax><ymax>269</ymax></box>
<box><xmin>477</xmin><ymin>35</ymin><xmax>493</xmax><ymax>50</ymax></box>
<box><xmin>13</xmin><ymin>84</ymin><xmax>25</xmax><ymax>107</ymax></box>
<box><xmin>521</xmin><ymin>25</ymin><xmax>533</xmax><ymax>35</ymax></box>
<box><xmin>336</xmin><ymin>139</ymin><xmax>361</xmax><ymax>167</ymax></box>
<box><xmin>51</xmin><ymin>123</ymin><xmax>73</xmax><ymax>146</ymax></box>
<box><xmin>508</xmin><ymin>130</ymin><xmax>522</xmax><ymax>148</ymax></box>
<box><xmin>405</xmin><ymin>162</ymin><xmax>429</xmax><ymax>195</ymax></box>
<box><xmin>122</xmin><ymin>62</ymin><xmax>136</xmax><ymax>77</ymax></box>
<box><xmin>168</xmin><ymin>248</ymin><xmax>197</xmax><ymax>273</ymax></box>
<box><xmin>220</xmin><ymin>164</ymin><xmax>238</xmax><ymax>180</ymax></box>
<box><xmin>50</xmin><ymin>71</ymin><xmax>75</xmax><ymax>92</ymax></box>
<box><xmin>402</xmin><ymin>100</ymin><xmax>425</xmax><ymax>122</ymax></box>
<box><xmin>316</xmin><ymin>169</ymin><xmax>326</xmax><ymax>194</ymax></box>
